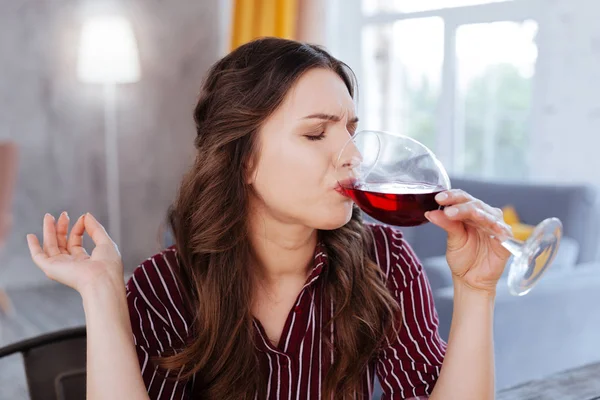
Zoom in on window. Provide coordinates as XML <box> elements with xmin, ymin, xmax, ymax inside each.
<box><xmin>334</xmin><ymin>0</ymin><xmax>538</xmax><ymax>180</ymax></box>
<box><xmin>455</xmin><ymin>20</ymin><xmax>538</xmax><ymax>178</ymax></box>
<box><xmin>363</xmin><ymin>0</ymin><xmax>514</xmax><ymax>15</ymax></box>
<box><xmin>362</xmin><ymin>17</ymin><xmax>443</xmax><ymax>151</ymax></box>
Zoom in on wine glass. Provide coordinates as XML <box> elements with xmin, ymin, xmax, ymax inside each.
<box><xmin>335</xmin><ymin>130</ymin><xmax>562</xmax><ymax>296</ymax></box>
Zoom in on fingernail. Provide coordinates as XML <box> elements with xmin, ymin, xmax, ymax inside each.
<box><xmin>62</xmin><ymin>211</ymin><xmax>69</xmax><ymax>218</ymax></box>
<box><xmin>424</xmin><ymin>212</ymin><xmax>431</xmax><ymax>221</ymax></box>
<box><xmin>445</xmin><ymin>207</ymin><xmax>458</xmax><ymax>217</ymax></box>
<box><xmin>435</xmin><ymin>192</ymin><xmax>448</xmax><ymax>201</ymax></box>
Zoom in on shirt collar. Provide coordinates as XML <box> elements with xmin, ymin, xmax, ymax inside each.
<box><xmin>304</xmin><ymin>241</ymin><xmax>328</xmax><ymax>286</ymax></box>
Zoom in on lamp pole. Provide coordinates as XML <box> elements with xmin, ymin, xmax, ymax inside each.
<box><xmin>103</xmin><ymin>83</ymin><xmax>120</xmax><ymax>247</ymax></box>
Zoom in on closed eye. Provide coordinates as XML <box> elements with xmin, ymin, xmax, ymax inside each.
<box><xmin>305</xmin><ymin>132</ymin><xmax>326</xmax><ymax>141</ymax></box>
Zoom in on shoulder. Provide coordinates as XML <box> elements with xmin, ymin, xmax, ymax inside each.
<box><xmin>126</xmin><ymin>246</ymin><xmax>191</xmax><ymax>344</ymax></box>
<box><xmin>364</xmin><ymin>223</ymin><xmax>423</xmax><ymax>289</ymax></box>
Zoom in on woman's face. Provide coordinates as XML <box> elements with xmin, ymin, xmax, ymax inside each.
<box><xmin>248</xmin><ymin>68</ymin><xmax>358</xmax><ymax>230</ymax></box>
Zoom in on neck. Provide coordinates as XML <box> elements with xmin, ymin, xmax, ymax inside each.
<box><xmin>248</xmin><ymin>212</ymin><xmax>318</xmax><ymax>286</ymax></box>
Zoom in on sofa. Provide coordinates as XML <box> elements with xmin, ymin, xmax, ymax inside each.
<box><xmin>400</xmin><ymin>177</ymin><xmax>600</xmax><ymax>390</ymax></box>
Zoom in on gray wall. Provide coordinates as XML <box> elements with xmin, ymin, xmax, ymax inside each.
<box><xmin>0</xmin><ymin>0</ymin><xmax>220</xmax><ymax>287</ymax></box>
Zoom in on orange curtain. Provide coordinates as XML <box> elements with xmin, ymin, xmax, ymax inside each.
<box><xmin>230</xmin><ymin>0</ymin><xmax>299</xmax><ymax>51</ymax></box>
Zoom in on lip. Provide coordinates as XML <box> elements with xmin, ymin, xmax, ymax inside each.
<box><xmin>334</xmin><ymin>179</ymin><xmax>356</xmax><ymax>197</ymax></box>
<box><xmin>336</xmin><ymin>178</ymin><xmax>357</xmax><ymax>190</ymax></box>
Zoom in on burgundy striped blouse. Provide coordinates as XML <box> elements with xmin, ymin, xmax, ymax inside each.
<box><xmin>125</xmin><ymin>223</ymin><xmax>447</xmax><ymax>399</ymax></box>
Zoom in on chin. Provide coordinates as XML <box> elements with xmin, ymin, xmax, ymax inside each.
<box><xmin>314</xmin><ymin>204</ymin><xmax>354</xmax><ymax>230</ymax></box>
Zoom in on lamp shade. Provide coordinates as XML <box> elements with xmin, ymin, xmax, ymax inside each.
<box><xmin>77</xmin><ymin>15</ymin><xmax>141</xmax><ymax>84</ymax></box>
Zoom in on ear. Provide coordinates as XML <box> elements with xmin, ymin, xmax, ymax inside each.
<box><xmin>244</xmin><ymin>156</ymin><xmax>256</xmax><ymax>185</ymax></box>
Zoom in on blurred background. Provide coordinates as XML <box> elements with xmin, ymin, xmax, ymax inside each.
<box><xmin>0</xmin><ymin>0</ymin><xmax>599</xmax><ymax>398</ymax></box>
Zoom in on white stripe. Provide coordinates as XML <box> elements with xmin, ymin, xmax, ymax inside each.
<box><xmin>288</xmin><ymin>355</ymin><xmax>292</xmax><ymax>400</ymax></box>
<box><xmin>407</xmin><ymin>282</ymin><xmax>438</xmax><ymax>365</ymax></box>
<box><xmin>157</xmin><ymin>368</ymin><xmax>171</xmax><ymax>399</ymax></box>
<box><xmin>377</xmin><ymin>226</ymin><xmax>392</xmax><ymax>278</ymax></box>
<box><xmin>140</xmin><ymin>266</ymin><xmax>185</xmax><ymax>345</ymax></box>
<box><xmin>132</xmin><ymin>275</ymin><xmax>170</xmax><ymax>325</ymax></box>
<box><xmin>399</xmin><ymin>295</ymin><xmax>431</xmax><ymax>388</ymax></box>
<box><xmin>301</xmin><ymin>262</ymin><xmax>324</xmax><ymax>291</ymax></box>
<box><xmin>284</xmin><ymin>289</ymin><xmax>307</xmax><ymax>352</ymax></box>
<box><xmin>265</xmin><ymin>352</ymin><xmax>273</xmax><ymax>399</ymax></box>
<box><xmin>276</xmin><ymin>355</ymin><xmax>281</xmax><ymax>400</ymax></box>
<box><xmin>170</xmin><ymin>365</ymin><xmax>185</xmax><ymax>400</ymax></box>
<box><xmin>134</xmin><ymin>298</ymin><xmax>150</xmax><ymax>348</ymax></box>
<box><xmin>394</xmin><ymin>242</ymin><xmax>416</xmax><ymax>280</ymax></box>
<box><xmin>161</xmin><ymin>253</ymin><xmax>188</xmax><ymax>327</ymax></box>
<box><xmin>416</xmin><ymin>370</ymin><xmax>429</xmax><ymax>394</ymax></box>
<box><xmin>330</xmin><ymin>297</ymin><xmax>334</xmax><ymax>366</ymax></box>
<box><xmin>317</xmin><ymin>289</ymin><xmax>322</xmax><ymax>400</ymax></box>
<box><xmin>152</xmin><ymin>258</ymin><xmax>190</xmax><ymax>335</ymax></box>
<box><xmin>147</xmin><ymin>365</ymin><xmax>159</xmax><ymax>394</ymax></box>
<box><xmin>295</xmin><ymin>302</ymin><xmax>308</xmax><ymax>400</ymax></box>
<box><xmin>382</xmin><ymin>336</ymin><xmax>410</xmax><ymax>397</ymax></box>
<box><xmin>138</xmin><ymin>346</ymin><xmax>149</xmax><ymax>375</ymax></box>
<box><xmin>416</xmin><ymin>277</ymin><xmax>445</xmax><ymax>363</ymax></box>
<box><xmin>164</xmin><ymin>328</ymin><xmax>172</xmax><ymax>347</ymax></box>
<box><xmin>146</xmin><ymin>309</ymin><xmax>165</xmax><ymax>353</ymax></box>
<box><xmin>308</xmin><ymin>290</ymin><xmax>316</xmax><ymax>400</ymax></box>
<box><xmin>252</xmin><ymin>320</ymin><xmax>293</xmax><ymax>398</ymax></box>
<box><xmin>377</xmin><ymin>359</ymin><xmax>396</xmax><ymax>396</ymax></box>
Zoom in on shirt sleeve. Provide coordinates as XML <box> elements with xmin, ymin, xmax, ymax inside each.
<box><xmin>369</xmin><ymin>224</ymin><xmax>447</xmax><ymax>400</ymax></box>
<box><xmin>126</xmin><ymin>252</ymin><xmax>192</xmax><ymax>400</ymax></box>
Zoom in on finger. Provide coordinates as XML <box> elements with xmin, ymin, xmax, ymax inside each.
<box><xmin>475</xmin><ymin>204</ymin><xmax>512</xmax><ymax>236</ymax></box>
<box><xmin>56</xmin><ymin>212</ymin><xmax>70</xmax><ymax>254</ymax></box>
<box><xmin>83</xmin><ymin>214</ymin><xmax>119</xmax><ymax>258</ymax></box>
<box><xmin>26</xmin><ymin>234</ymin><xmax>49</xmax><ymax>266</ymax></box>
<box><xmin>425</xmin><ymin>209</ymin><xmax>466</xmax><ymax>237</ymax></box>
<box><xmin>435</xmin><ymin>189</ymin><xmax>474</xmax><ymax>206</ymax></box>
<box><xmin>42</xmin><ymin>214</ymin><xmax>61</xmax><ymax>257</ymax></box>
<box><xmin>67</xmin><ymin>214</ymin><xmax>89</xmax><ymax>257</ymax></box>
<box><xmin>471</xmin><ymin>199</ymin><xmax>503</xmax><ymax>221</ymax></box>
<box><xmin>443</xmin><ymin>201</ymin><xmax>512</xmax><ymax>241</ymax></box>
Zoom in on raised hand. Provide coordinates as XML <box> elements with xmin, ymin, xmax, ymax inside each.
<box><xmin>26</xmin><ymin>212</ymin><xmax>123</xmax><ymax>295</ymax></box>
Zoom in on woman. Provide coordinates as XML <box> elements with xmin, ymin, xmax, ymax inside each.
<box><xmin>26</xmin><ymin>38</ymin><xmax>512</xmax><ymax>399</ymax></box>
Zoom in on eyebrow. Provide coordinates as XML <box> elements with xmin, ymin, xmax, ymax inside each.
<box><xmin>302</xmin><ymin>113</ymin><xmax>359</xmax><ymax>123</ymax></box>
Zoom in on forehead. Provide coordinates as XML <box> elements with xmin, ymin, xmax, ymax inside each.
<box><xmin>283</xmin><ymin>68</ymin><xmax>356</xmax><ymax>117</ymax></box>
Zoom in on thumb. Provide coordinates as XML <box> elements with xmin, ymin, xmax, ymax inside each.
<box><xmin>425</xmin><ymin>209</ymin><xmax>468</xmax><ymax>250</ymax></box>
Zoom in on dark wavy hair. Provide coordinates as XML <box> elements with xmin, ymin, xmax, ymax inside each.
<box><xmin>160</xmin><ymin>37</ymin><xmax>398</xmax><ymax>399</ymax></box>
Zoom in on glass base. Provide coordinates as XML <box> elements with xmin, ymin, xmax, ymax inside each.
<box><xmin>507</xmin><ymin>217</ymin><xmax>563</xmax><ymax>296</ymax></box>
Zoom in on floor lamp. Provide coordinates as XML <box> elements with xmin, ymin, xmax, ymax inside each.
<box><xmin>76</xmin><ymin>15</ymin><xmax>141</xmax><ymax>248</ymax></box>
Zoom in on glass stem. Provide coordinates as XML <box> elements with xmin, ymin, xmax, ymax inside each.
<box><xmin>499</xmin><ymin>237</ymin><xmax>524</xmax><ymax>257</ymax></box>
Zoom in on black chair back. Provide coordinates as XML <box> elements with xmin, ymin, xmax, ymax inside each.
<box><xmin>0</xmin><ymin>326</ymin><xmax>86</xmax><ymax>400</ymax></box>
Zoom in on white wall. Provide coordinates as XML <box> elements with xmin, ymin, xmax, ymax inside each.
<box><xmin>530</xmin><ymin>0</ymin><xmax>600</xmax><ymax>185</ymax></box>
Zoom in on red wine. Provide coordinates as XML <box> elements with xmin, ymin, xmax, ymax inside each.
<box><xmin>342</xmin><ymin>182</ymin><xmax>444</xmax><ymax>227</ymax></box>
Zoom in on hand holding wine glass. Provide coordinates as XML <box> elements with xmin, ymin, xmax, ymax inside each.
<box><xmin>26</xmin><ymin>212</ymin><xmax>124</xmax><ymax>296</ymax></box>
<box><xmin>336</xmin><ymin>130</ymin><xmax>562</xmax><ymax>296</ymax></box>
<box><xmin>425</xmin><ymin>189</ymin><xmax>513</xmax><ymax>294</ymax></box>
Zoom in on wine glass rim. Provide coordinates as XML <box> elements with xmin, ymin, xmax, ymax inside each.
<box><xmin>335</xmin><ymin>129</ymin><xmax>452</xmax><ymax>190</ymax></box>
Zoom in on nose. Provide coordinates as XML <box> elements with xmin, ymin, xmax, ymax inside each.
<box><xmin>333</xmin><ymin>131</ymin><xmax>363</xmax><ymax>183</ymax></box>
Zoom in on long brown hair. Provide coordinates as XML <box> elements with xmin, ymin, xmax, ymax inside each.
<box><xmin>161</xmin><ymin>37</ymin><xmax>398</xmax><ymax>399</ymax></box>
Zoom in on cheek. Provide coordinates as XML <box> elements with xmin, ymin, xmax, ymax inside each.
<box><xmin>254</xmin><ymin>141</ymin><xmax>329</xmax><ymax>205</ymax></box>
